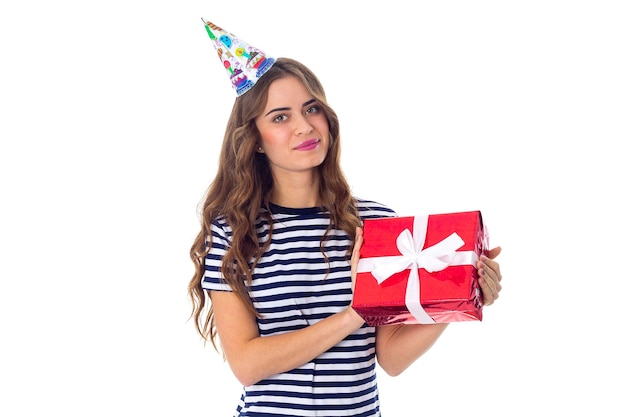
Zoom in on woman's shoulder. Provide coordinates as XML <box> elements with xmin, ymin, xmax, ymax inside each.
<box><xmin>209</xmin><ymin>215</ymin><xmax>233</xmax><ymax>239</ymax></box>
<box><xmin>354</xmin><ymin>197</ymin><xmax>398</xmax><ymax>219</ymax></box>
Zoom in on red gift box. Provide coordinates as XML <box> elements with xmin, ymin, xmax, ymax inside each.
<box><xmin>353</xmin><ymin>211</ymin><xmax>488</xmax><ymax>326</ymax></box>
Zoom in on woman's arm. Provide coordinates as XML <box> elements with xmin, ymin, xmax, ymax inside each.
<box><xmin>375</xmin><ymin>322</ymin><xmax>448</xmax><ymax>376</ymax></box>
<box><xmin>210</xmin><ymin>290</ymin><xmax>365</xmax><ymax>386</ymax></box>
<box><xmin>350</xmin><ymin>226</ymin><xmax>447</xmax><ymax>376</ymax></box>
<box><xmin>351</xmin><ymin>218</ymin><xmax>503</xmax><ymax>377</ymax></box>
<box><xmin>374</xmin><ymin>247</ymin><xmax>503</xmax><ymax>376</ymax></box>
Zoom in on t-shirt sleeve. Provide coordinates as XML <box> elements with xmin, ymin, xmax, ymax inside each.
<box><xmin>201</xmin><ymin>220</ymin><xmax>234</xmax><ymax>292</ymax></box>
<box><xmin>355</xmin><ymin>198</ymin><xmax>398</xmax><ymax>220</ymax></box>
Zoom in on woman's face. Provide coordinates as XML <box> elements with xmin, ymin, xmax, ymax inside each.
<box><xmin>255</xmin><ymin>76</ymin><xmax>329</xmax><ymax>177</ymax></box>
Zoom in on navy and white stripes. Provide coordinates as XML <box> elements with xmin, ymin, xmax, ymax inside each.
<box><xmin>202</xmin><ymin>199</ymin><xmax>396</xmax><ymax>416</ymax></box>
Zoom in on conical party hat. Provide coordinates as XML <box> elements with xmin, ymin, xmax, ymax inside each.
<box><xmin>201</xmin><ymin>18</ymin><xmax>275</xmax><ymax>96</ymax></box>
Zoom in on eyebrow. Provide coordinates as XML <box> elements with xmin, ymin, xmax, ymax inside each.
<box><xmin>264</xmin><ymin>99</ymin><xmax>318</xmax><ymax>117</ymax></box>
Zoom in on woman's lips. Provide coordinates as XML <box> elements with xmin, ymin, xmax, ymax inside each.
<box><xmin>295</xmin><ymin>139</ymin><xmax>320</xmax><ymax>151</ymax></box>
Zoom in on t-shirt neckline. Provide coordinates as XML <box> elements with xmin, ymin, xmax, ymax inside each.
<box><xmin>268</xmin><ymin>202</ymin><xmax>325</xmax><ymax>216</ymax></box>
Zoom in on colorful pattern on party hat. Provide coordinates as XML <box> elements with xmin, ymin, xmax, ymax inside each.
<box><xmin>201</xmin><ymin>18</ymin><xmax>275</xmax><ymax>96</ymax></box>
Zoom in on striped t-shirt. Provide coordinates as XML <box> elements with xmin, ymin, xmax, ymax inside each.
<box><xmin>202</xmin><ymin>198</ymin><xmax>397</xmax><ymax>416</ymax></box>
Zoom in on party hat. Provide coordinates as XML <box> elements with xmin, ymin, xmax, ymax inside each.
<box><xmin>201</xmin><ymin>18</ymin><xmax>275</xmax><ymax>96</ymax></box>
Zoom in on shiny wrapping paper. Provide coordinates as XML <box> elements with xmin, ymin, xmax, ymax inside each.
<box><xmin>353</xmin><ymin>211</ymin><xmax>488</xmax><ymax>326</ymax></box>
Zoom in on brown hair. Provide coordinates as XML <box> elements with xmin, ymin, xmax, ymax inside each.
<box><xmin>188</xmin><ymin>57</ymin><xmax>362</xmax><ymax>349</ymax></box>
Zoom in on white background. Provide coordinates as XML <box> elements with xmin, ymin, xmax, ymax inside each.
<box><xmin>1</xmin><ymin>1</ymin><xmax>625</xmax><ymax>416</ymax></box>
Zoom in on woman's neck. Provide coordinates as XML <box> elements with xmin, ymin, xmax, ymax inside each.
<box><xmin>270</xmin><ymin>171</ymin><xmax>320</xmax><ymax>208</ymax></box>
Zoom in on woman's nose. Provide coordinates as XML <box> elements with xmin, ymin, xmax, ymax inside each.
<box><xmin>295</xmin><ymin>117</ymin><xmax>314</xmax><ymax>136</ymax></box>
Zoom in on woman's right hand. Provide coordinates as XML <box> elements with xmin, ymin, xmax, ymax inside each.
<box><xmin>350</xmin><ymin>227</ymin><xmax>364</xmax><ymax>296</ymax></box>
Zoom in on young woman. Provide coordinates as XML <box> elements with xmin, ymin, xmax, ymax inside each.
<box><xmin>189</xmin><ymin>57</ymin><xmax>503</xmax><ymax>416</ymax></box>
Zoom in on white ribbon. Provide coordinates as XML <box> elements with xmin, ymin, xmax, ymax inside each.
<box><xmin>357</xmin><ymin>215</ymin><xmax>478</xmax><ymax>324</ymax></box>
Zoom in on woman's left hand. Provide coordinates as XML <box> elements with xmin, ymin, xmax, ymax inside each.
<box><xmin>477</xmin><ymin>247</ymin><xmax>503</xmax><ymax>306</ymax></box>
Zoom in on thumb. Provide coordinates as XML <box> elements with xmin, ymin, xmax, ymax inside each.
<box><xmin>486</xmin><ymin>246</ymin><xmax>502</xmax><ymax>259</ymax></box>
<box><xmin>351</xmin><ymin>227</ymin><xmax>364</xmax><ymax>291</ymax></box>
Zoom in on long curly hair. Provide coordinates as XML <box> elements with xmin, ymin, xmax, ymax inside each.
<box><xmin>188</xmin><ymin>57</ymin><xmax>362</xmax><ymax>349</ymax></box>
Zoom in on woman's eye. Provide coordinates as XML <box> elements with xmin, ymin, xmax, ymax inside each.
<box><xmin>272</xmin><ymin>114</ymin><xmax>287</xmax><ymax>123</ymax></box>
<box><xmin>305</xmin><ymin>105</ymin><xmax>320</xmax><ymax>115</ymax></box>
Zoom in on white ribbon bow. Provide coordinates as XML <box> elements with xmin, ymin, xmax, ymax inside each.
<box><xmin>357</xmin><ymin>215</ymin><xmax>477</xmax><ymax>323</ymax></box>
